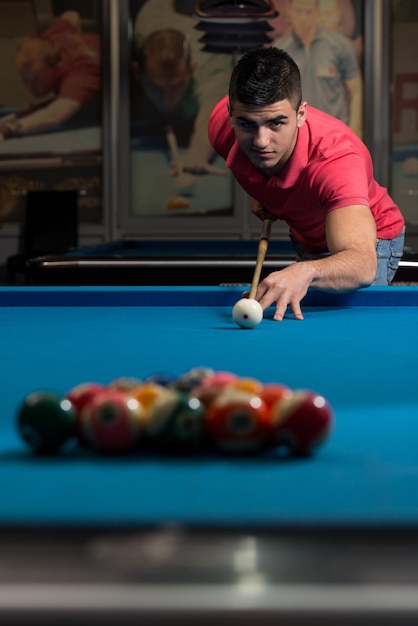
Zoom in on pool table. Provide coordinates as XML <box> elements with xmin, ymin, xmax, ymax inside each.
<box><xmin>1</xmin><ymin>285</ymin><xmax>418</xmax><ymax>625</ymax></box>
<box><xmin>26</xmin><ymin>238</ymin><xmax>418</xmax><ymax>286</ymax></box>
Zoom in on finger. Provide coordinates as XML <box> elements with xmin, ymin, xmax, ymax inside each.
<box><xmin>273</xmin><ymin>293</ymin><xmax>291</xmax><ymax>321</ymax></box>
<box><xmin>290</xmin><ymin>300</ymin><xmax>304</xmax><ymax>320</ymax></box>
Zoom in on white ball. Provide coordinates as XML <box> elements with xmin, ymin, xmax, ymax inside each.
<box><xmin>232</xmin><ymin>298</ymin><xmax>263</xmax><ymax>329</ymax></box>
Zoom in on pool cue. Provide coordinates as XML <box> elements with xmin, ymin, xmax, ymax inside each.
<box><xmin>165</xmin><ymin>125</ymin><xmax>196</xmax><ymax>190</ymax></box>
<box><xmin>165</xmin><ymin>125</ymin><xmax>182</xmax><ymax>169</ymax></box>
<box><xmin>0</xmin><ymin>98</ymin><xmax>56</xmax><ymax>126</ymax></box>
<box><xmin>249</xmin><ymin>218</ymin><xmax>272</xmax><ymax>299</ymax></box>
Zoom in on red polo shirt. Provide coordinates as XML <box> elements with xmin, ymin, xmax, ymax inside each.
<box><xmin>45</xmin><ymin>17</ymin><xmax>101</xmax><ymax>107</ymax></box>
<box><xmin>208</xmin><ymin>96</ymin><xmax>404</xmax><ymax>252</ymax></box>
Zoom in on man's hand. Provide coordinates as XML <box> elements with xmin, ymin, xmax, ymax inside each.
<box><xmin>252</xmin><ymin>262</ymin><xmax>316</xmax><ymax>321</ymax></box>
<box><xmin>0</xmin><ymin>119</ymin><xmax>21</xmax><ymax>140</ymax></box>
<box><xmin>251</xmin><ymin>198</ymin><xmax>277</xmax><ymax>222</ymax></box>
<box><xmin>169</xmin><ymin>148</ymin><xmax>228</xmax><ymax>177</ymax></box>
<box><xmin>248</xmin><ymin>204</ymin><xmax>378</xmax><ymax>321</ymax></box>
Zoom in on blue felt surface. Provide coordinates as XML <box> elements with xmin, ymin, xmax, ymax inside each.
<box><xmin>1</xmin><ymin>286</ymin><xmax>418</xmax><ymax>528</ymax></box>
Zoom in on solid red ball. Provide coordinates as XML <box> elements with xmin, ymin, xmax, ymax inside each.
<box><xmin>270</xmin><ymin>390</ymin><xmax>333</xmax><ymax>455</ymax></box>
<box><xmin>80</xmin><ymin>389</ymin><xmax>144</xmax><ymax>454</ymax></box>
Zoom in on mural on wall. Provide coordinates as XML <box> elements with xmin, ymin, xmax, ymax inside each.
<box><xmin>0</xmin><ymin>0</ymin><xmax>103</xmax><ymax>223</ymax></box>
<box><xmin>129</xmin><ymin>0</ymin><xmax>234</xmax><ymax>217</ymax></box>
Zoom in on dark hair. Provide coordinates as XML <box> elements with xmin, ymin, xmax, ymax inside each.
<box><xmin>229</xmin><ymin>47</ymin><xmax>302</xmax><ymax>110</ymax></box>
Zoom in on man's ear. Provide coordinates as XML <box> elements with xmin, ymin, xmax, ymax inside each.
<box><xmin>297</xmin><ymin>101</ymin><xmax>308</xmax><ymax>128</ymax></box>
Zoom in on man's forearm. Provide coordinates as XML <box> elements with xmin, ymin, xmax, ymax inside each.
<box><xmin>305</xmin><ymin>249</ymin><xmax>377</xmax><ymax>292</ymax></box>
<box><xmin>1</xmin><ymin>98</ymin><xmax>80</xmax><ymax>137</ymax></box>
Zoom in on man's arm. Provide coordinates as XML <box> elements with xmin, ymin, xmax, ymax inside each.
<box><xmin>0</xmin><ymin>97</ymin><xmax>80</xmax><ymax>139</ymax></box>
<box><xmin>174</xmin><ymin>104</ymin><xmax>226</xmax><ymax>176</ymax></box>
<box><xmin>176</xmin><ymin>54</ymin><xmax>231</xmax><ymax>175</ymax></box>
<box><xmin>254</xmin><ymin>205</ymin><xmax>377</xmax><ymax>321</ymax></box>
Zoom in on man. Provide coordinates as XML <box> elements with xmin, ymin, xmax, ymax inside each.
<box><xmin>0</xmin><ymin>10</ymin><xmax>101</xmax><ymax>140</ymax></box>
<box><xmin>208</xmin><ymin>47</ymin><xmax>405</xmax><ymax>321</ymax></box>
<box><xmin>274</xmin><ymin>0</ymin><xmax>362</xmax><ymax>136</ymax></box>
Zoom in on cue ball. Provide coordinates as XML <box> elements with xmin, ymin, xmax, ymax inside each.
<box><xmin>232</xmin><ymin>298</ymin><xmax>263</xmax><ymax>329</ymax></box>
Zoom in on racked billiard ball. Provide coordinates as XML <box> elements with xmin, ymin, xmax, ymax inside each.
<box><xmin>80</xmin><ymin>389</ymin><xmax>144</xmax><ymax>454</ymax></box>
<box><xmin>205</xmin><ymin>389</ymin><xmax>270</xmax><ymax>453</ymax></box>
<box><xmin>191</xmin><ymin>370</ymin><xmax>238</xmax><ymax>408</ymax></box>
<box><xmin>259</xmin><ymin>383</ymin><xmax>293</xmax><ymax>412</ymax></box>
<box><xmin>108</xmin><ymin>377</ymin><xmax>142</xmax><ymax>392</ymax></box>
<box><xmin>65</xmin><ymin>381</ymin><xmax>106</xmax><ymax>446</ymax></box>
<box><xmin>16</xmin><ymin>391</ymin><xmax>76</xmax><ymax>454</ymax></box>
<box><xmin>226</xmin><ymin>376</ymin><xmax>264</xmax><ymax>396</ymax></box>
<box><xmin>66</xmin><ymin>381</ymin><xmax>106</xmax><ymax>413</ymax></box>
<box><xmin>146</xmin><ymin>389</ymin><xmax>205</xmax><ymax>454</ymax></box>
<box><xmin>144</xmin><ymin>372</ymin><xmax>178</xmax><ymax>387</ymax></box>
<box><xmin>271</xmin><ymin>390</ymin><xmax>333</xmax><ymax>455</ymax></box>
<box><xmin>129</xmin><ymin>382</ymin><xmax>171</xmax><ymax>423</ymax></box>
<box><xmin>170</xmin><ymin>366</ymin><xmax>215</xmax><ymax>393</ymax></box>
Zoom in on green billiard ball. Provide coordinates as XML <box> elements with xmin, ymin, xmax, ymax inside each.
<box><xmin>17</xmin><ymin>391</ymin><xmax>76</xmax><ymax>454</ymax></box>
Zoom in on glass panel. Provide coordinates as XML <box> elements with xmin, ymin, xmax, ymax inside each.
<box><xmin>390</xmin><ymin>0</ymin><xmax>418</xmax><ymax>227</ymax></box>
<box><xmin>129</xmin><ymin>0</ymin><xmax>234</xmax><ymax>219</ymax></box>
<box><xmin>0</xmin><ymin>0</ymin><xmax>103</xmax><ymax>224</ymax></box>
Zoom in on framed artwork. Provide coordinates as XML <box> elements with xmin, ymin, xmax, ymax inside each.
<box><xmin>119</xmin><ymin>0</ymin><xmax>242</xmax><ymax>236</ymax></box>
<box><xmin>0</xmin><ymin>0</ymin><xmax>103</xmax><ymax>224</ymax></box>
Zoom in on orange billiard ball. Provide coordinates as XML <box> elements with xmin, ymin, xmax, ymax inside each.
<box><xmin>205</xmin><ymin>388</ymin><xmax>270</xmax><ymax>454</ymax></box>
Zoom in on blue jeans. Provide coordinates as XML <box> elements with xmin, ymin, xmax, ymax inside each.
<box><xmin>290</xmin><ymin>228</ymin><xmax>405</xmax><ymax>286</ymax></box>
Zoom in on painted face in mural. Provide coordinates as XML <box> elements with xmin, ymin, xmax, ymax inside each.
<box><xmin>137</xmin><ymin>29</ymin><xmax>195</xmax><ymax>112</ymax></box>
<box><xmin>16</xmin><ymin>38</ymin><xmax>59</xmax><ymax>97</ymax></box>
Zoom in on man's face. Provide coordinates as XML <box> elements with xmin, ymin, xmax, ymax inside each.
<box><xmin>229</xmin><ymin>98</ymin><xmax>307</xmax><ymax>176</ymax></box>
<box><xmin>141</xmin><ymin>57</ymin><xmax>192</xmax><ymax>111</ymax></box>
<box><xmin>289</xmin><ymin>0</ymin><xmax>319</xmax><ymax>39</ymax></box>
<box><xmin>317</xmin><ymin>0</ymin><xmax>340</xmax><ymax>31</ymax></box>
<box><xmin>18</xmin><ymin>60</ymin><xmax>56</xmax><ymax>97</ymax></box>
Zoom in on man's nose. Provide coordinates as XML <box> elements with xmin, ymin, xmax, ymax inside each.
<box><xmin>252</xmin><ymin>126</ymin><xmax>269</xmax><ymax>148</ymax></box>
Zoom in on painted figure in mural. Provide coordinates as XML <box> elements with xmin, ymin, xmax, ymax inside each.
<box><xmin>0</xmin><ymin>11</ymin><xmax>101</xmax><ymax>140</ymax></box>
<box><xmin>270</xmin><ymin>0</ymin><xmax>363</xmax><ymax>136</ymax></box>
<box><xmin>131</xmin><ymin>0</ymin><xmax>231</xmax><ymax>179</ymax></box>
